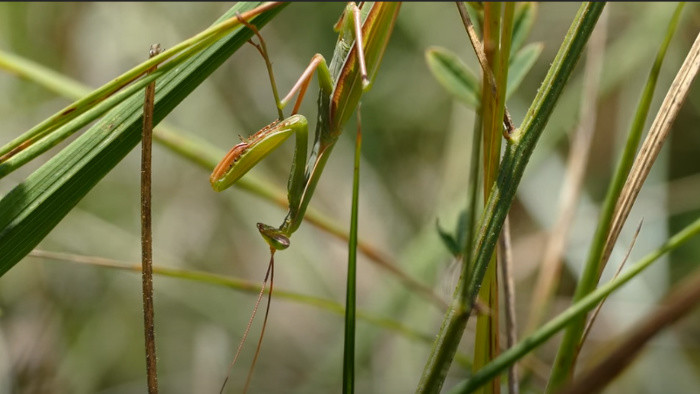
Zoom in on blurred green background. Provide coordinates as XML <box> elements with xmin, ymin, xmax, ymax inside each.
<box><xmin>0</xmin><ymin>2</ymin><xmax>698</xmax><ymax>393</ymax></box>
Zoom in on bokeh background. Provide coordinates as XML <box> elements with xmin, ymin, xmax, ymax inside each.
<box><xmin>0</xmin><ymin>2</ymin><xmax>698</xmax><ymax>393</ymax></box>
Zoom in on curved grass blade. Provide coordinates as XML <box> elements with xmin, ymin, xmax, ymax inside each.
<box><xmin>0</xmin><ymin>2</ymin><xmax>282</xmax><ymax>163</ymax></box>
<box><xmin>0</xmin><ymin>2</ymin><xmax>287</xmax><ymax>277</ymax></box>
<box><xmin>28</xmin><ymin>249</ymin><xmax>438</xmax><ymax>349</ymax></box>
<box><xmin>0</xmin><ymin>38</ymin><xmax>212</xmax><ymax>179</ymax></box>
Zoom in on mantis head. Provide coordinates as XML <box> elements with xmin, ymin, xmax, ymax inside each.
<box><xmin>257</xmin><ymin>223</ymin><xmax>290</xmax><ymax>250</ymax></box>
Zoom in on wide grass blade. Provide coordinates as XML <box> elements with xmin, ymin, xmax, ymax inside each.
<box><xmin>0</xmin><ymin>2</ymin><xmax>281</xmax><ymax>164</ymax></box>
<box><xmin>0</xmin><ymin>2</ymin><xmax>286</xmax><ymax>277</ymax></box>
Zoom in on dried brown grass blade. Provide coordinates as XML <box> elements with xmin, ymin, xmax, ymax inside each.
<box><xmin>601</xmin><ymin>33</ymin><xmax>700</xmax><ymax>267</ymax></box>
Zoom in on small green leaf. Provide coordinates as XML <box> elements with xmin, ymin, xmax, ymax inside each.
<box><xmin>511</xmin><ymin>2</ymin><xmax>537</xmax><ymax>52</ymax></box>
<box><xmin>426</xmin><ymin>46</ymin><xmax>480</xmax><ymax>109</ymax></box>
<box><xmin>436</xmin><ymin>218</ymin><xmax>461</xmax><ymax>257</ymax></box>
<box><xmin>436</xmin><ymin>209</ymin><xmax>471</xmax><ymax>258</ymax></box>
<box><xmin>454</xmin><ymin>209</ymin><xmax>470</xmax><ymax>255</ymax></box>
<box><xmin>507</xmin><ymin>42</ymin><xmax>543</xmax><ymax>100</ymax></box>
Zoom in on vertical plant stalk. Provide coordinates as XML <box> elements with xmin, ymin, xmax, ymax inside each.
<box><xmin>473</xmin><ymin>4</ymin><xmax>504</xmax><ymax>393</ymax></box>
<box><xmin>526</xmin><ymin>8</ymin><xmax>608</xmax><ymax>334</ymax></box>
<box><xmin>547</xmin><ymin>11</ymin><xmax>696</xmax><ymax>391</ymax></box>
<box><xmin>343</xmin><ymin>106</ymin><xmax>362</xmax><ymax>394</ymax></box>
<box><xmin>141</xmin><ymin>44</ymin><xmax>161</xmax><ymax>394</ymax></box>
<box><xmin>416</xmin><ymin>3</ymin><xmax>605</xmax><ymax>393</ymax></box>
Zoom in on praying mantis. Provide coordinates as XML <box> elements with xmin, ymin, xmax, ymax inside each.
<box><xmin>210</xmin><ymin>2</ymin><xmax>399</xmax><ymax>247</ymax></box>
<box><xmin>210</xmin><ymin>2</ymin><xmax>401</xmax><ymax>392</ymax></box>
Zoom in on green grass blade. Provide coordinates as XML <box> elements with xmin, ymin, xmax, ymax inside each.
<box><xmin>447</xmin><ymin>214</ymin><xmax>700</xmax><ymax>394</ymax></box>
<box><xmin>28</xmin><ymin>250</ymin><xmax>435</xmax><ymax>346</ymax></box>
<box><xmin>343</xmin><ymin>111</ymin><xmax>362</xmax><ymax>394</ymax></box>
<box><xmin>0</xmin><ymin>2</ymin><xmax>286</xmax><ymax>277</ymax></box>
<box><xmin>425</xmin><ymin>46</ymin><xmax>480</xmax><ymax>109</ymax></box>
<box><xmin>0</xmin><ymin>48</ymin><xmax>199</xmax><ymax>178</ymax></box>
<box><xmin>416</xmin><ymin>4</ymin><xmax>605</xmax><ymax>393</ymax></box>
<box><xmin>0</xmin><ymin>2</ymin><xmax>281</xmax><ymax>161</ymax></box>
<box><xmin>547</xmin><ymin>4</ymin><xmax>686</xmax><ymax>390</ymax></box>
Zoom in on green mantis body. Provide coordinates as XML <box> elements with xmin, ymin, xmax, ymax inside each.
<box><xmin>210</xmin><ymin>2</ymin><xmax>400</xmax><ymax>249</ymax></box>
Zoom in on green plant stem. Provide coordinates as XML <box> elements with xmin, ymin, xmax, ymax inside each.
<box><xmin>546</xmin><ymin>4</ymin><xmax>685</xmax><ymax>390</ymax></box>
<box><xmin>343</xmin><ymin>108</ymin><xmax>362</xmax><ymax>394</ymax></box>
<box><xmin>447</xmin><ymin>215</ymin><xmax>700</xmax><ymax>393</ymax></box>
<box><xmin>473</xmin><ymin>4</ymin><xmax>512</xmax><ymax>393</ymax></box>
<box><xmin>416</xmin><ymin>3</ymin><xmax>605</xmax><ymax>393</ymax></box>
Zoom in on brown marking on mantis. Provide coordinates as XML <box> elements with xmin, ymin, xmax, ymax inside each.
<box><xmin>209</xmin><ymin>143</ymin><xmax>249</xmax><ymax>184</ymax></box>
<box><xmin>208</xmin><ymin>119</ymin><xmax>281</xmax><ymax>184</ymax></box>
<box><xmin>330</xmin><ymin>3</ymin><xmax>399</xmax><ymax>133</ymax></box>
